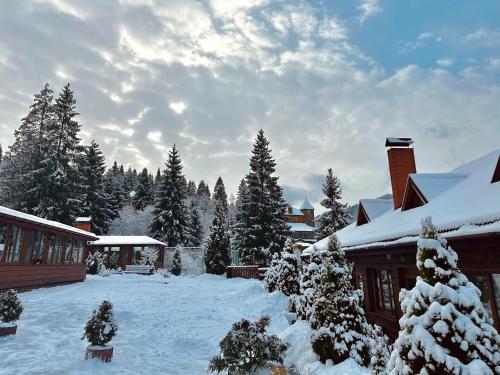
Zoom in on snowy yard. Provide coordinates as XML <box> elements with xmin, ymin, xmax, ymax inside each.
<box><xmin>0</xmin><ymin>274</ymin><xmax>370</xmax><ymax>375</ymax></box>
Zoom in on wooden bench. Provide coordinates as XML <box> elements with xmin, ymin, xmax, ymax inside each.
<box><xmin>123</xmin><ymin>265</ymin><xmax>153</xmax><ymax>275</ymax></box>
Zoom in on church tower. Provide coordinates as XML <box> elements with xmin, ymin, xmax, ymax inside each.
<box><xmin>300</xmin><ymin>197</ymin><xmax>315</xmax><ymax>227</ymax></box>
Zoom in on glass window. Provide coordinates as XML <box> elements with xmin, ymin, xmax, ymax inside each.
<box><xmin>381</xmin><ymin>270</ymin><xmax>395</xmax><ymax>310</ymax></box>
<box><xmin>65</xmin><ymin>238</ymin><xmax>73</xmax><ymax>263</ymax></box>
<box><xmin>470</xmin><ymin>275</ymin><xmax>494</xmax><ymax>320</ymax></box>
<box><xmin>25</xmin><ymin>230</ymin><xmax>42</xmax><ymax>264</ymax></box>
<box><xmin>35</xmin><ymin>234</ymin><xmax>48</xmax><ymax>264</ymax></box>
<box><xmin>0</xmin><ymin>223</ymin><xmax>9</xmax><ymax>262</ymax></box>
<box><xmin>491</xmin><ymin>274</ymin><xmax>500</xmax><ymax>323</ymax></box>
<box><xmin>6</xmin><ymin>226</ymin><xmax>24</xmax><ymax>263</ymax></box>
<box><xmin>51</xmin><ymin>236</ymin><xmax>63</xmax><ymax>263</ymax></box>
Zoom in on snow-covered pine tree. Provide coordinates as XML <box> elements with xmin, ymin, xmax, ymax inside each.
<box><xmin>124</xmin><ymin>166</ymin><xmax>138</xmax><ymax>194</ymax></box>
<box><xmin>231</xmin><ymin>179</ymin><xmax>249</xmax><ymax>257</ymax></box>
<box><xmin>0</xmin><ymin>290</ymin><xmax>23</xmax><ymax>324</ymax></box>
<box><xmin>296</xmin><ymin>245</ymin><xmax>324</xmax><ymax>320</ymax></box>
<box><xmin>187</xmin><ymin>180</ymin><xmax>197</xmax><ymax>197</ymax></box>
<box><xmin>82</xmin><ymin>300</ymin><xmax>117</xmax><ymax>347</ymax></box>
<box><xmin>187</xmin><ymin>205</ymin><xmax>203</xmax><ymax>247</ymax></box>
<box><xmin>204</xmin><ymin>179</ymin><xmax>230</xmax><ymax>275</ymax></box>
<box><xmin>310</xmin><ymin>235</ymin><xmax>370</xmax><ymax>366</ymax></box>
<box><xmin>36</xmin><ymin>83</ymin><xmax>86</xmax><ymax>224</ymax></box>
<box><xmin>208</xmin><ymin>316</ymin><xmax>287</xmax><ymax>374</ymax></box>
<box><xmin>276</xmin><ymin>238</ymin><xmax>300</xmax><ymax>297</ymax></box>
<box><xmin>133</xmin><ymin>167</ymin><xmax>154</xmax><ymax>211</ymax></box>
<box><xmin>238</xmin><ymin>130</ymin><xmax>290</xmax><ymax>265</ymax></box>
<box><xmin>0</xmin><ymin>83</ymin><xmax>56</xmax><ymax>212</ymax></box>
<box><xmin>150</xmin><ymin>145</ymin><xmax>189</xmax><ymax>246</ymax></box>
<box><xmin>81</xmin><ymin>141</ymin><xmax>114</xmax><ymax>234</ymax></box>
<box><xmin>154</xmin><ymin>167</ymin><xmax>162</xmax><ymax>187</ymax></box>
<box><xmin>370</xmin><ymin>324</ymin><xmax>392</xmax><ymax>375</ymax></box>
<box><xmin>388</xmin><ymin>217</ymin><xmax>500</xmax><ymax>375</ymax></box>
<box><xmin>317</xmin><ymin>168</ymin><xmax>350</xmax><ymax>239</ymax></box>
<box><xmin>264</xmin><ymin>252</ymin><xmax>281</xmax><ymax>293</ymax></box>
<box><xmin>171</xmin><ymin>246</ymin><xmax>182</xmax><ymax>276</ymax></box>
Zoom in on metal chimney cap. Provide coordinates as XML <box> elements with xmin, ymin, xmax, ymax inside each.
<box><xmin>385</xmin><ymin>137</ymin><xmax>414</xmax><ymax>147</ymax></box>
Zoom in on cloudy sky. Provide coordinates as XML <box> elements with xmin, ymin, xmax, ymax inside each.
<box><xmin>0</xmin><ymin>0</ymin><xmax>499</xmax><ymax>210</ymax></box>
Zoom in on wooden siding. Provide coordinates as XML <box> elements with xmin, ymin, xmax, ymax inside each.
<box><xmin>0</xmin><ymin>263</ymin><xmax>86</xmax><ymax>290</ymax></box>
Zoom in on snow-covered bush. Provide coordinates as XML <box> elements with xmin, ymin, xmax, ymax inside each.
<box><xmin>0</xmin><ymin>289</ymin><xmax>23</xmax><ymax>324</ymax></box>
<box><xmin>263</xmin><ymin>252</ymin><xmax>281</xmax><ymax>292</ymax></box>
<box><xmin>110</xmin><ymin>252</ymin><xmax>119</xmax><ymax>270</ymax></box>
<box><xmin>309</xmin><ymin>235</ymin><xmax>370</xmax><ymax>366</ymax></box>
<box><xmin>156</xmin><ymin>268</ymin><xmax>170</xmax><ymax>278</ymax></box>
<box><xmin>208</xmin><ymin>315</ymin><xmax>287</xmax><ymax>374</ymax></box>
<box><xmin>388</xmin><ymin>217</ymin><xmax>500</xmax><ymax>374</ymax></box>
<box><xmin>171</xmin><ymin>247</ymin><xmax>182</xmax><ymax>276</ymax></box>
<box><xmin>370</xmin><ymin>324</ymin><xmax>391</xmax><ymax>375</ymax></box>
<box><xmin>82</xmin><ymin>300</ymin><xmax>117</xmax><ymax>347</ymax></box>
<box><xmin>276</xmin><ymin>238</ymin><xmax>300</xmax><ymax>297</ymax></box>
<box><xmin>296</xmin><ymin>245</ymin><xmax>323</xmax><ymax>320</ymax></box>
<box><xmin>139</xmin><ymin>247</ymin><xmax>158</xmax><ymax>269</ymax></box>
<box><xmin>86</xmin><ymin>252</ymin><xmax>105</xmax><ymax>275</ymax></box>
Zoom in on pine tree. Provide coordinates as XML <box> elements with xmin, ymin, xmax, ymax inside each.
<box><xmin>188</xmin><ymin>204</ymin><xmax>203</xmax><ymax>246</ymax></box>
<box><xmin>150</xmin><ymin>145</ymin><xmax>189</xmax><ymax>246</ymax></box>
<box><xmin>370</xmin><ymin>324</ymin><xmax>391</xmax><ymax>375</ymax></box>
<box><xmin>310</xmin><ymin>235</ymin><xmax>370</xmax><ymax>366</ymax></box>
<box><xmin>204</xmin><ymin>179</ymin><xmax>230</xmax><ymax>275</ymax></box>
<box><xmin>264</xmin><ymin>252</ymin><xmax>281</xmax><ymax>293</ymax></box>
<box><xmin>133</xmin><ymin>168</ymin><xmax>154</xmax><ymax>210</ymax></box>
<box><xmin>238</xmin><ymin>130</ymin><xmax>289</xmax><ymax>265</ymax></box>
<box><xmin>187</xmin><ymin>180</ymin><xmax>197</xmax><ymax>197</ymax></box>
<box><xmin>171</xmin><ymin>246</ymin><xmax>182</xmax><ymax>276</ymax></box>
<box><xmin>0</xmin><ymin>290</ymin><xmax>23</xmax><ymax>324</ymax></box>
<box><xmin>388</xmin><ymin>217</ymin><xmax>500</xmax><ymax>375</ymax></box>
<box><xmin>276</xmin><ymin>238</ymin><xmax>300</xmax><ymax>297</ymax></box>
<box><xmin>296</xmin><ymin>245</ymin><xmax>324</xmax><ymax>320</ymax></box>
<box><xmin>317</xmin><ymin>168</ymin><xmax>350</xmax><ymax>239</ymax></box>
<box><xmin>154</xmin><ymin>167</ymin><xmax>162</xmax><ymax>186</ymax></box>
<box><xmin>81</xmin><ymin>141</ymin><xmax>114</xmax><ymax>234</ymax></box>
<box><xmin>82</xmin><ymin>300</ymin><xmax>117</xmax><ymax>347</ymax></box>
<box><xmin>105</xmin><ymin>161</ymin><xmax>126</xmax><ymax>219</ymax></box>
<box><xmin>231</xmin><ymin>179</ymin><xmax>249</xmax><ymax>254</ymax></box>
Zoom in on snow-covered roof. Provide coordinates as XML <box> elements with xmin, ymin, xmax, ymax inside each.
<box><xmin>304</xmin><ymin>149</ymin><xmax>500</xmax><ymax>254</ymax></box>
<box><xmin>409</xmin><ymin>173</ymin><xmax>467</xmax><ymax>202</ymax></box>
<box><xmin>359</xmin><ymin>199</ymin><xmax>393</xmax><ymax>221</ymax></box>
<box><xmin>0</xmin><ymin>206</ymin><xmax>98</xmax><ymax>239</ymax></box>
<box><xmin>288</xmin><ymin>222</ymin><xmax>316</xmax><ymax>232</ymax></box>
<box><xmin>75</xmin><ymin>217</ymin><xmax>91</xmax><ymax>223</ymax></box>
<box><xmin>300</xmin><ymin>198</ymin><xmax>314</xmax><ymax>210</ymax></box>
<box><xmin>90</xmin><ymin>235</ymin><xmax>167</xmax><ymax>247</ymax></box>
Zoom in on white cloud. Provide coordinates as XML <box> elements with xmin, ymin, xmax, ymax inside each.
<box><xmin>357</xmin><ymin>0</ymin><xmax>382</xmax><ymax>23</ymax></box>
<box><xmin>436</xmin><ymin>58</ymin><xmax>454</xmax><ymax>67</ymax></box>
<box><xmin>169</xmin><ymin>101</ymin><xmax>187</xmax><ymax>114</ymax></box>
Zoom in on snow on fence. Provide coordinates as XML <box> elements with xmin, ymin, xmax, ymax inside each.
<box><xmin>163</xmin><ymin>247</ymin><xmax>205</xmax><ymax>275</ymax></box>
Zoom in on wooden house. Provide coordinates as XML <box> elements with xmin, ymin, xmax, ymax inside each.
<box><xmin>304</xmin><ymin>139</ymin><xmax>500</xmax><ymax>338</ymax></box>
<box><xmin>0</xmin><ymin>206</ymin><xmax>98</xmax><ymax>290</ymax></box>
<box><xmin>283</xmin><ymin>198</ymin><xmax>317</xmax><ymax>242</ymax></box>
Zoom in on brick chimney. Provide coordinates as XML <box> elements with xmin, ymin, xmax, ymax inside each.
<box><xmin>74</xmin><ymin>217</ymin><xmax>92</xmax><ymax>232</ymax></box>
<box><xmin>385</xmin><ymin>138</ymin><xmax>416</xmax><ymax>209</ymax></box>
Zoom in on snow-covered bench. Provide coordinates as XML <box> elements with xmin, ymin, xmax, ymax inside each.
<box><xmin>123</xmin><ymin>265</ymin><xmax>153</xmax><ymax>275</ymax></box>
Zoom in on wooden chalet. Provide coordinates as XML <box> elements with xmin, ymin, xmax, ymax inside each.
<box><xmin>87</xmin><ymin>235</ymin><xmax>167</xmax><ymax>269</ymax></box>
<box><xmin>304</xmin><ymin>138</ymin><xmax>500</xmax><ymax>338</ymax></box>
<box><xmin>0</xmin><ymin>206</ymin><xmax>98</xmax><ymax>290</ymax></box>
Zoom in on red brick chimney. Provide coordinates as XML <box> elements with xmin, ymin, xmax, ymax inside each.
<box><xmin>385</xmin><ymin>138</ymin><xmax>416</xmax><ymax>209</ymax></box>
<box><xmin>74</xmin><ymin>217</ymin><xmax>92</xmax><ymax>232</ymax></box>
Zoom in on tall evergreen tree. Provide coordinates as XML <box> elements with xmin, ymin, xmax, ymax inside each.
<box><xmin>133</xmin><ymin>168</ymin><xmax>154</xmax><ymax>210</ymax></box>
<box><xmin>296</xmin><ymin>245</ymin><xmax>324</xmax><ymax>320</ymax></box>
<box><xmin>36</xmin><ymin>83</ymin><xmax>85</xmax><ymax>224</ymax></box>
<box><xmin>276</xmin><ymin>238</ymin><xmax>300</xmax><ymax>297</ymax></box>
<box><xmin>231</xmin><ymin>179</ymin><xmax>249</xmax><ymax>253</ymax></box>
<box><xmin>204</xmin><ymin>179</ymin><xmax>231</xmax><ymax>275</ymax></box>
<box><xmin>81</xmin><ymin>141</ymin><xmax>113</xmax><ymax>234</ymax></box>
<box><xmin>237</xmin><ymin>130</ymin><xmax>289</xmax><ymax>265</ymax></box>
<box><xmin>154</xmin><ymin>167</ymin><xmax>162</xmax><ymax>186</ymax></box>
<box><xmin>388</xmin><ymin>217</ymin><xmax>500</xmax><ymax>374</ymax></box>
<box><xmin>187</xmin><ymin>205</ymin><xmax>203</xmax><ymax>246</ymax></box>
<box><xmin>317</xmin><ymin>168</ymin><xmax>350</xmax><ymax>239</ymax></box>
<box><xmin>187</xmin><ymin>180</ymin><xmax>197</xmax><ymax>197</ymax></box>
<box><xmin>309</xmin><ymin>235</ymin><xmax>371</xmax><ymax>366</ymax></box>
<box><xmin>104</xmin><ymin>161</ymin><xmax>126</xmax><ymax>219</ymax></box>
<box><xmin>150</xmin><ymin>145</ymin><xmax>189</xmax><ymax>246</ymax></box>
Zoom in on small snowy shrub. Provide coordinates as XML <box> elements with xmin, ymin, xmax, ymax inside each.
<box><xmin>139</xmin><ymin>247</ymin><xmax>158</xmax><ymax>269</ymax></box>
<box><xmin>370</xmin><ymin>324</ymin><xmax>391</xmax><ymax>375</ymax></box>
<box><xmin>309</xmin><ymin>235</ymin><xmax>371</xmax><ymax>366</ymax></box>
<box><xmin>171</xmin><ymin>247</ymin><xmax>182</xmax><ymax>276</ymax></box>
<box><xmin>110</xmin><ymin>252</ymin><xmax>119</xmax><ymax>270</ymax></box>
<box><xmin>276</xmin><ymin>238</ymin><xmax>300</xmax><ymax>297</ymax></box>
<box><xmin>388</xmin><ymin>217</ymin><xmax>500</xmax><ymax>375</ymax></box>
<box><xmin>156</xmin><ymin>268</ymin><xmax>170</xmax><ymax>278</ymax></box>
<box><xmin>263</xmin><ymin>252</ymin><xmax>281</xmax><ymax>292</ymax></box>
<box><xmin>82</xmin><ymin>300</ymin><xmax>117</xmax><ymax>347</ymax></box>
<box><xmin>296</xmin><ymin>245</ymin><xmax>323</xmax><ymax>320</ymax></box>
<box><xmin>208</xmin><ymin>316</ymin><xmax>287</xmax><ymax>375</ymax></box>
<box><xmin>0</xmin><ymin>290</ymin><xmax>23</xmax><ymax>324</ymax></box>
<box><xmin>86</xmin><ymin>252</ymin><xmax>105</xmax><ymax>275</ymax></box>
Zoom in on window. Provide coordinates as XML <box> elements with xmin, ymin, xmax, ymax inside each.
<box><xmin>5</xmin><ymin>226</ymin><xmax>24</xmax><ymax>263</ymax></box>
<box><xmin>76</xmin><ymin>241</ymin><xmax>85</xmax><ymax>263</ymax></box>
<box><xmin>370</xmin><ymin>269</ymin><xmax>395</xmax><ymax>312</ymax></box>
<box><xmin>65</xmin><ymin>238</ymin><xmax>74</xmax><ymax>263</ymax></box>
<box><xmin>25</xmin><ymin>230</ymin><xmax>43</xmax><ymax>264</ymax></box>
<box><xmin>0</xmin><ymin>223</ymin><xmax>9</xmax><ymax>262</ymax></box>
<box><xmin>470</xmin><ymin>275</ymin><xmax>494</xmax><ymax>320</ymax></box>
<box><xmin>492</xmin><ymin>274</ymin><xmax>500</xmax><ymax>323</ymax></box>
<box><xmin>49</xmin><ymin>236</ymin><xmax>63</xmax><ymax>263</ymax></box>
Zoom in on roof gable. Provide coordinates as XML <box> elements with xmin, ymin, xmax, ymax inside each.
<box><xmin>492</xmin><ymin>156</ymin><xmax>500</xmax><ymax>183</ymax></box>
<box><xmin>357</xmin><ymin>199</ymin><xmax>394</xmax><ymax>225</ymax></box>
<box><xmin>300</xmin><ymin>198</ymin><xmax>314</xmax><ymax>210</ymax></box>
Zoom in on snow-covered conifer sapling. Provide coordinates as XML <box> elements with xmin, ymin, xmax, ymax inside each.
<box><xmin>82</xmin><ymin>300</ymin><xmax>118</xmax><ymax>362</ymax></box>
<box><xmin>0</xmin><ymin>289</ymin><xmax>23</xmax><ymax>336</ymax></box>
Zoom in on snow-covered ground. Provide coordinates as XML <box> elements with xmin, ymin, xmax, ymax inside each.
<box><xmin>1</xmin><ymin>274</ymin><xmax>370</xmax><ymax>375</ymax></box>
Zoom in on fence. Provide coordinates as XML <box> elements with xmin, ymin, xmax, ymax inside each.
<box><xmin>163</xmin><ymin>247</ymin><xmax>205</xmax><ymax>275</ymax></box>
